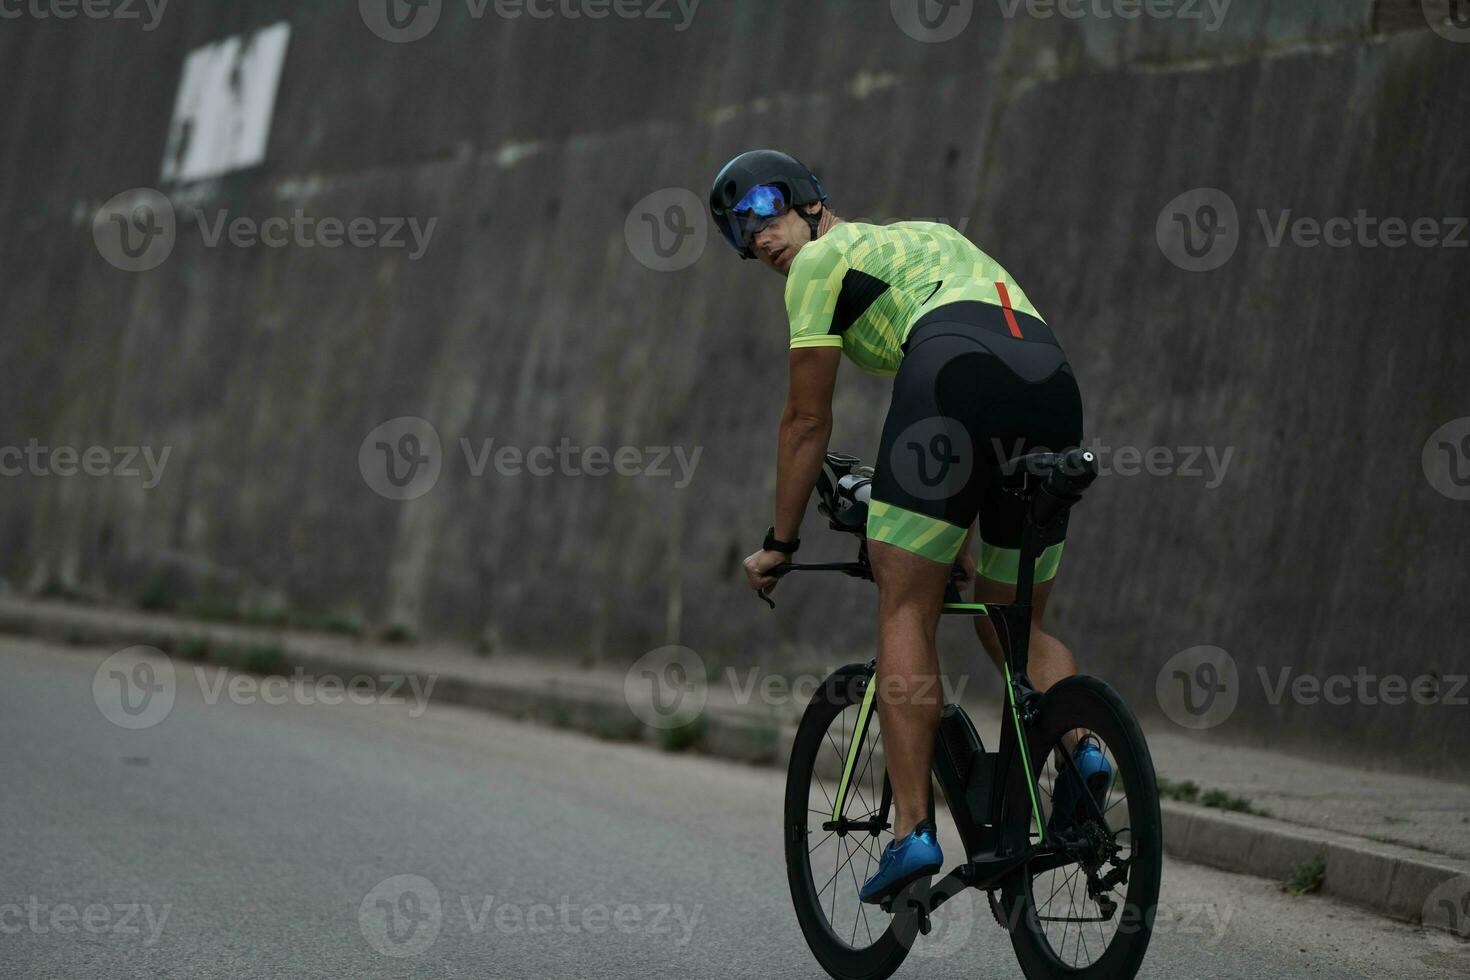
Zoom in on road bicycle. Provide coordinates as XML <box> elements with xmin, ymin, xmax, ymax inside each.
<box><xmin>769</xmin><ymin>449</ymin><xmax>1162</xmax><ymax>979</ymax></box>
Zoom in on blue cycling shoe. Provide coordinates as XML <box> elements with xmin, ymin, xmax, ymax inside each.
<box><xmin>1047</xmin><ymin>736</ymin><xmax>1113</xmax><ymax>837</ymax></box>
<box><xmin>859</xmin><ymin>819</ymin><xmax>944</xmax><ymax>905</ymax></box>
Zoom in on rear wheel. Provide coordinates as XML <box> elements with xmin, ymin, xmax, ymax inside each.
<box><xmin>998</xmin><ymin>675</ymin><xmax>1163</xmax><ymax>979</ymax></box>
<box><xmin>784</xmin><ymin>665</ymin><xmax>914</xmax><ymax>980</ymax></box>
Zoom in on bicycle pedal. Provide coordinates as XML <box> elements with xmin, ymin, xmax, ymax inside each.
<box><xmin>882</xmin><ymin>895</ymin><xmax>932</xmax><ymax>935</ymax></box>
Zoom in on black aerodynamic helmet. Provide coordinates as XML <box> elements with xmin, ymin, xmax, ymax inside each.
<box><xmin>708</xmin><ymin>149</ymin><xmax>827</xmax><ymax>258</ymax></box>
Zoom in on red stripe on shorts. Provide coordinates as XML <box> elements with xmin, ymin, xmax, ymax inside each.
<box><xmin>995</xmin><ymin>281</ymin><xmax>1023</xmax><ymax>339</ymax></box>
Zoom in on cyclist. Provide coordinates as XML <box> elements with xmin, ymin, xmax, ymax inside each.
<box><xmin>712</xmin><ymin>149</ymin><xmax>1109</xmax><ymax>905</ymax></box>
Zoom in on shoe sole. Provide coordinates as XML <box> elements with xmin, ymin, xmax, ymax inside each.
<box><xmin>860</xmin><ymin>862</ymin><xmax>943</xmax><ymax>906</ymax></box>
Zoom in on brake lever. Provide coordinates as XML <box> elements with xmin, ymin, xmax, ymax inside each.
<box><xmin>756</xmin><ymin>563</ymin><xmax>797</xmax><ymax>611</ymax></box>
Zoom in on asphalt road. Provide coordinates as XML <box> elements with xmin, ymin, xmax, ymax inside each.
<box><xmin>2</xmin><ymin>636</ymin><xmax>1466</xmax><ymax>979</ymax></box>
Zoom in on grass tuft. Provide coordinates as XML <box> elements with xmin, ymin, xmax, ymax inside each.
<box><xmin>656</xmin><ymin>714</ymin><xmax>707</xmax><ymax>752</ymax></box>
<box><xmin>379</xmin><ymin>623</ymin><xmax>416</xmax><ymax>645</ymax></box>
<box><xmin>1282</xmin><ymin>854</ymin><xmax>1326</xmax><ymax>896</ymax></box>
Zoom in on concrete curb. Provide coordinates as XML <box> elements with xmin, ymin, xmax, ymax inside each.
<box><xmin>5</xmin><ymin>596</ymin><xmax>1468</xmax><ymax>932</ymax></box>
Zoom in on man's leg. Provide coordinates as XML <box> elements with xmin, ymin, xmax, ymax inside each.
<box><xmin>867</xmin><ymin>538</ymin><xmax>953</xmax><ymax>842</ymax></box>
<box><xmin>971</xmin><ymin>573</ymin><xmax>1076</xmax><ymax>693</ymax></box>
<box><xmin>972</xmin><ymin>571</ymin><xmax>1088</xmax><ymax>760</ymax></box>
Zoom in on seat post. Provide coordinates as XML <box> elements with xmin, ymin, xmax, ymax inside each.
<box><xmin>1000</xmin><ymin>513</ymin><xmax>1040</xmax><ymax>678</ymax></box>
<box><xmin>1014</xmin><ymin>513</ymin><xmax>1037</xmax><ymax>607</ymax></box>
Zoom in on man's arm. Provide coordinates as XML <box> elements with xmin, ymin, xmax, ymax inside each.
<box><xmin>743</xmin><ymin>345</ymin><xmax>841</xmax><ymax>594</ymax></box>
<box><xmin>773</xmin><ymin>346</ymin><xmax>841</xmax><ymax>541</ymax></box>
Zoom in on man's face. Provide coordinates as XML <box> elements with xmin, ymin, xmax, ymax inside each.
<box><xmin>750</xmin><ymin>204</ymin><xmax>820</xmax><ymax>277</ymax></box>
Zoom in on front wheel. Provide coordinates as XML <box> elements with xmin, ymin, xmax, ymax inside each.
<box><xmin>998</xmin><ymin>675</ymin><xmax>1164</xmax><ymax>980</ymax></box>
<box><xmin>784</xmin><ymin>664</ymin><xmax>915</xmax><ymax>980</ymax></box>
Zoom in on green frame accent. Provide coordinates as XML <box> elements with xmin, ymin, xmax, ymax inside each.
<box><xmin>831</xmin><ymin>673</ymin><xmax>879</xmax><ymax>821</ymax></box>
<box><xmin>827</xmin><ymin>648</ymin><xmax>1045</xmax><ymax>841</ymax></box>
<box><xmin>1004</xmin><ymin>662</ymin><xmax>1045</xmax><ymax>833</ymax></box>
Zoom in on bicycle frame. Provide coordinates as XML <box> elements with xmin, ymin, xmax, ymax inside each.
<box><xmin>776</xmin><ymin>507</ymin><xmax>1054</xmax><ymax>883</ymax></box>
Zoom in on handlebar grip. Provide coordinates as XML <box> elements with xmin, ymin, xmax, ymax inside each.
<box><xmin>1031</xmin><ymin>449</ymin><xmax>1098</xmax><ymax>527</ymax></box>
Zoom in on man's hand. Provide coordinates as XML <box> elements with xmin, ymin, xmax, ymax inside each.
<box><xmin>743</xmin><ymin>548</ymin><xmax>789</xmax><ymax>595</ymax></box>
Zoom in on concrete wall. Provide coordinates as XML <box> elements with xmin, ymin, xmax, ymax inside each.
<box><xmin>2</xmin><ymin>0</ymin><xmax>1467</xmax><ymax>775</ymax></box>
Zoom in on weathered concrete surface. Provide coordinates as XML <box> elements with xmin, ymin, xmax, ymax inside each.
<box><xmin>0</xmin><ymin>3</ymin><xmax>1467</xmax><ymax>773</ymax></box>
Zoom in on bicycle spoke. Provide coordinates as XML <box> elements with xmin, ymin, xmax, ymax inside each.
<box><xmin>812</xmin><ymin>771</ymin><xmax>835</xmax><ymax>814</ymax></box>
<box><xmin>815</xmin><ymin>832</ymin><xmax>869</xmax><ymax>900</ymax></box>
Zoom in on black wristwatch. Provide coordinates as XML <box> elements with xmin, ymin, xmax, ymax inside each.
<box><xmin>763</xmin><ymin>526</ymin><xmax>800</xmax><ymax>555</ymax></box>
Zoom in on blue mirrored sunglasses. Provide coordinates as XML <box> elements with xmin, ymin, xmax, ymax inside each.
<box><xmin>733</xmin><ymin>183</ymin><xmax>787</xmax><ymax>218</ymax></box>
<box><xmin>718</xmin><ymin>184</ymin><xmax>788</xmax><ymax>255</ymax></box>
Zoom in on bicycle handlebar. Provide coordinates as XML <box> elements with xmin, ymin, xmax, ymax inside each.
<box><xmin>754</xmin><ymin>448</ymin><xmax>1098</xmax><ymax>609</ymax></box>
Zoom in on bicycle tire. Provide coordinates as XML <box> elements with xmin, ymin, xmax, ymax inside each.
<box><xmin>784</xmin><ymin>664</ymin><xmax>915</xmax><ymax>980</ymax></box>
<box><xmin>997</xmin><ymin>674</ymin><xmax>1164</xmax><ymax>979</ymax></box>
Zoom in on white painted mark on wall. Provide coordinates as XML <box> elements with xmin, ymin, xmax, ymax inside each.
<box><xmin>160</xmin><ymin>21</ymin><xmax>291</xmax><ymax>183</ymax></box>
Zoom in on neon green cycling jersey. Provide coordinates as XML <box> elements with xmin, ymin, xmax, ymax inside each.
<box><xmin>784</xmin><ymin>221</ymin><xmax>1045</xmax><ymax>375</ymax></box>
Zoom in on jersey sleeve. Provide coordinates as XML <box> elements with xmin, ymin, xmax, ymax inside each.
<box><xmin>783</xmin><ymin>241</ymin><xmax>848</xmax><ymax>350</ymax></box>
